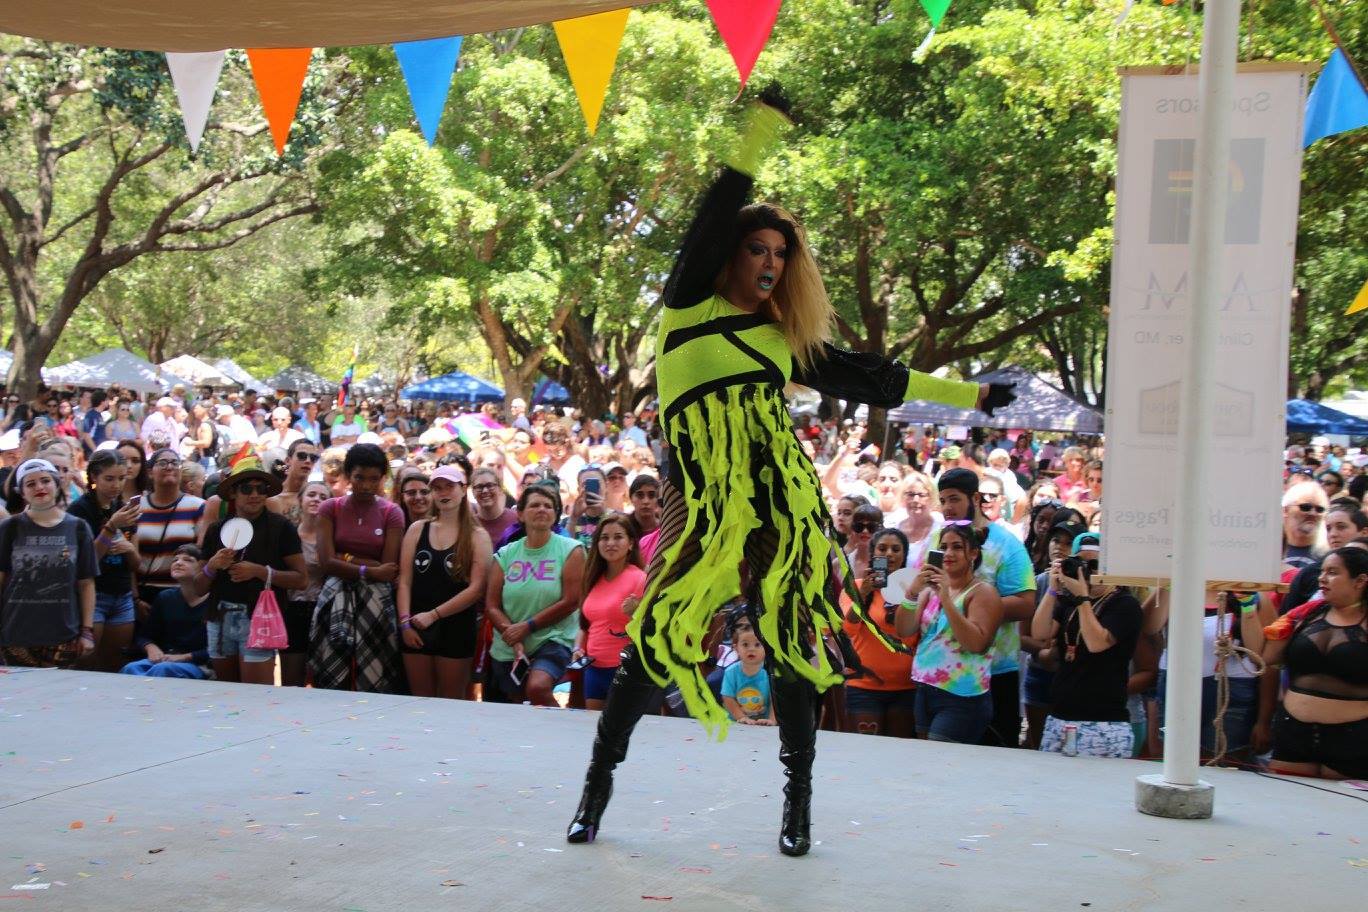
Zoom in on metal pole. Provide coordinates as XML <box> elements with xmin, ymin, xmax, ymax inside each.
<box><xmin>1136</xmin><ymin>0</ymin><xmax>1241</xmax><ymax>819</ymax></box>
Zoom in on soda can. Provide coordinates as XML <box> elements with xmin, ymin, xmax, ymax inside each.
<box><xmin>1062</xmin><ymin>723</ymin><xmax>1079</xmax><ymax>757</ymax></box>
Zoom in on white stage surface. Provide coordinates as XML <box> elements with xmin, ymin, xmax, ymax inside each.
<box><xmin>2</xmin><ymin>669</ymin><xmax>1365</xmax><ymax>910</ymax></box>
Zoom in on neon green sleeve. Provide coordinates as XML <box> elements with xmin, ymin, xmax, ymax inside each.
<box><xmin>904</xmin><ymin>371</ymin><xmax>979</xmax><ymax>410</ymax></box>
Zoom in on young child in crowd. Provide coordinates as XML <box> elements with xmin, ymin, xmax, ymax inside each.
<box><xmin>721</xmin><ymin>623</ymin><xmax>776</xmax><ymax>726</ymax></box>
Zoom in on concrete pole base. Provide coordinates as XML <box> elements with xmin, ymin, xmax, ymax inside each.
<box><xmin>1135</xmin><ymin>773</ymin><xmax>1215</xmax><ymax>819</ymax></box>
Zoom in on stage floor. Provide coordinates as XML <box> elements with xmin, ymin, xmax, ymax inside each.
<box><xmin>2</xmin><ymin>669</ymin><xmax>1365</xmax><ymax>910</ymax></box>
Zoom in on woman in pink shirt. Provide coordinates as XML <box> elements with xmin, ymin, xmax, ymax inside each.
<box><xmin>571</xmin><ymin>513</ymin><xmax>647</xmax><ymax>711</ymax></box>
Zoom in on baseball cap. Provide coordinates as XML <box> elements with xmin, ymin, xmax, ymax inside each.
<box><xmin>15</xmin><ymin>458</ymin><xmax>59</xmax><ymax>485</ymax></box>
<box><xmin>431</xmin><ymin>465</ymin><xmax>467</xmax><ymax>486</ymax></box>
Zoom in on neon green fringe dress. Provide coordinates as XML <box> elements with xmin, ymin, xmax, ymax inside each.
<box><xmin>626</xmin><ymin>157</ymin><xmax>980</xmax><ymax>735</ymax></box>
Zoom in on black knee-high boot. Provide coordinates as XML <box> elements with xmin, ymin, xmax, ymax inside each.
<box><xmin>566</xmin><ymin>646</ymin><xmax>660</xmax><ymax>843</ymax></box>
<box><xmin>772</xmin><ymin>673</ymin><xmax>820</xmax><ymax>857</ymax></box>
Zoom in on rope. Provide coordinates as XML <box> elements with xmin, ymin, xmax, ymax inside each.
<box><xmin>1206</xmin><ymin>591</ymin><xmax>1267</xmax><ymax>767</ymax></box>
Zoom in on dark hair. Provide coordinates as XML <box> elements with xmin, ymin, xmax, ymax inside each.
<box><xmin>1350</xmin><ymin>474</ymin><xmax>1368</xmax><ymax>502</ymax></box>
<box><xmin>838</xmin><ymin>493</ymin><xmax>871</xmax><ymax>510</ymax></box>
<box><xmin>437</xmin><ymin>452</ymin><xmax>473</xmax><ymax>478</ymax></box>
<box><xmin>629</xmin><ymin>474</ymin><xmax>659</xmax><ymax>497</ymax></box>
<box><xmin>116</xmin><ymin>440</ymin><xmax>149</xmax><ymax>493</ymax></box>
<box><xmin>343</xmin><ymin>442</ymin><xmax>389</xmax><ymax>477</ymax></box>
<box><xmin>583</xmin><ymin>512</ymin><xmax>643</xmax><ymax>595</ymax></box>
<box><xmin>517</xmin><ymin>481</ymin><xmax>562</xmax><ymax>517</ymax></box>
<box><xmin>1024</xmin><ymin>500</ymin><xmax>1061</xmax><ymax>573</ymax></box>
<box><xmin>286</xmin><ymin>437</ymin><xmax>316</xmax><ymax>457</ymax></box>
<box><xmin>85</xmin><ymin>448</ymin><xmax>125</xmax><ymax>485</ymax></box>
<box><xmin>1328</xmin><ymin>504</ymin><xmax>1368</xmax><ymax>532</ymax></box>
<box><xmin>174</xmin><ymin>543</ymin><xmax>204</xmax><ymax>560</ymax></box>
<box><xmin>1330</xmin><ymin>545</ymin><xmax>1368</xmax><ymax>596</ymax></box>
<box><xmin>868</xmin><ymin>526</ymin><xmax>910</xmax><ymax>624</ymax></box>
<box><xmin>940</xmin><ymin>523</ymin><xmax>984</xmax><ymax>570</ymax></box>
<box><xmin>852</xmin><ymin>503</ymin><xmax>883</xmax><ymax>530</ymax></box>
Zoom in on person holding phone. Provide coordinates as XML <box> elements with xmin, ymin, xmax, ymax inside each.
<box><xmin>897</xmin><ymin>523</ymin><xmax>1003</xmax><ymax>743</ymax></box>
<box><xmin>571</xmin><ymin>513</ymin><xmax>647</xmax><ymax>711</ymax></box>
<box><xmin>67</xmin><ymin>449</ymin><xmax>142</xmax><ymax>671</ymax></box>
<box><xmin>568</xmin><ymin>466</ymin><xmax>607</xmax><ymax>550</ymax></box>
<box><xmin>485</xmin><ymin>484</ymin><xmax>585</xmax><ymax>705</ymax></box>
<box><xmin>840</xmin><ymin>528</ymin><xmax>919</xmax><ymax>738</ymax></box>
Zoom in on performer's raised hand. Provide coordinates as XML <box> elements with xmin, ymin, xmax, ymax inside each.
<box><xmin>977</xmin><ymin>382</ymin><xmax>1017</xmax><ymax>417</ymax></box>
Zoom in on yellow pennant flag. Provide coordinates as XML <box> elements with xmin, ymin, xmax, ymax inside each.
<box><xmin>1349</xmin><ymin>276</ymin><xmax>1368</xmax><ymax>315</ymax></box>
<box><xmin>553</xmin><ymin>9</ymin><xmax>630</xmax><ymax>136</ymax></box>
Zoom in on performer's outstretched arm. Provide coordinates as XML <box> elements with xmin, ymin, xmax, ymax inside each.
<box><xmin>663</xmin><ymin>100</ymin><xmax>791</xmax><ymax>310</ymax></box>
<box><xmin>794</xmin><ymin>343</ymin><xmax>1018</xmax><ymax>415</ymax></box>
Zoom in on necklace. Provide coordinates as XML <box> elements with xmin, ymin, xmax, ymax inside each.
<box><xmin>1063</xmin><ymin>589</ymin><xmax>1115</xmax><ymax>662</ymax></box>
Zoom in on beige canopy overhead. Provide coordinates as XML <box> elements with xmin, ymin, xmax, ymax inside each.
<box><xmin>0</xmin><ymin>0</ymin><xmax>662</xmax><ymax>53</ymax></box>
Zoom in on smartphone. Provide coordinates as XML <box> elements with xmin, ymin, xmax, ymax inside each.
<box><xmin>583</xmin><ymin>477</ymin><xmax>602</xmax><ymax>497</ymax></box>
<box><xmin>926</xmin><ymin>549</ymin><xmax>944</xmax><ymax>570</ymax></box>
<box><xmin>127</xmin><ymin>494</ymin><xmax>142</xmax><ymax>508</ymax></box>
<box><xmin>565</xmin><ymin>654</ymin><xmax>596</xmax><ymax>672</ymax></box>
<box><xmin>871</xmin><ymin>556</ymin><xmax>889</xmax><ymax>588</ymax></box>
<box><xmin>509</xmin><ymin>655</ymin><xmax>531</xmax><ymax>687</ymax></box>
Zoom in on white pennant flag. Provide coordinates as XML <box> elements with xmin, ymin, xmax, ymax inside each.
<box><xmin>166</xmin><ymin>51</ymin><xmax>226</xmax><ymax>152</ymax></box>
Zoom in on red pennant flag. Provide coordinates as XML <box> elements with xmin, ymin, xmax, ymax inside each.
<box><xmin>247</xmin><ymin>48</ymin><xmax>312</xmax><ymax>154</ymax></box>
<box><xmin>706</xmin><ymin>0</ymin><xmax>783</xmax><ymax>90</ymax></box>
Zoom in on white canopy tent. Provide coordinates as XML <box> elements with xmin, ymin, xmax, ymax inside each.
<box><xmin>160</xmin><ymin>354</ymin><xmax>236</xmax><ymax>388</ymax></box>
<box><xmin>212</xmin><ymin>357</ymin><xmax>271</xmax><ymax>394</ymax></box>
<box><xmin>46</xmin><ymin>348</ymin><xmax>194</xmax><ymax>396</ymax></box>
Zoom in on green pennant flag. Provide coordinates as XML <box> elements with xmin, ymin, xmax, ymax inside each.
<box><xmin>919</xmin><ymin>0</ymin><xmax>951</xmax><ymax>28</ymax></box>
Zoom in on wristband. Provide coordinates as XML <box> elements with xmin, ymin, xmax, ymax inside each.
<box><xmin>80</xmin><ymin>625</ymin><xmax>94</xmax><ymax>636</ymax></box>
<box><xmin>1236</xmin><ymin>594</ymin><xmax>1259</xmax><ymax>616</ymax></box>
<box><xmin>400</xmin><ymin>618</ymin><xmax>412</xmax><ymax>630</ymax></box>
<box><xmin>202</xmin><ymin>565</ymin><xmax>217</xmax><ymax>579</ymax></box>
<box><xmin>525</xmin><ymin>617</ymin><xmax>538</xmax><ymax>633</ymax></box>
<box><xmin>1047</xmin><ymin>588</ymin><xmax>1059</xmax><ymax>597</ymax></box>
<box><xmin>358</xmin><ymin>564</ymin><xmax>367</xmax><ymax>581</ymax></box>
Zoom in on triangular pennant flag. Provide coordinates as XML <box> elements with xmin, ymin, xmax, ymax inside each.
<box><xmin>1304</xmin><ymin>48</ymin><xmax>1368</xmax><ymax>147</ymax></box>
<box><xmin>553</xmin><ymin>10</ymin><xmax>630</xmax><ymax>136</ymax></box>
<box><xmin>393</xmin><ymin>36</ymin><xmax>463</xmax><ymax>146</ymax></box>
<box><xmin>166</xmin><ymin>51</ymin><xmax>226</xmax><ymax>152</ymax></box>
<box><xmin>246</xmin><ymin>48</ymin><xmax>313</xmax><ymax>155</ymax></box>
<box><xmin>918</xmin><ymin>0</ymin><xmax>952</xmax><ymax>29</ymax></box>
<box><xmin>914</xmin><ymin>28</ymin><xmax>936</xmax><ymax>60</ymax></box>
<box><xmin>706</xmin><ymin>0</ymin><xmax>783</xmax><ymax>90</ymax></box>
<box><xmin>1348</xmin><ymin>276</ymin><xmax>1368</xmax><ymax>316</ymax></box>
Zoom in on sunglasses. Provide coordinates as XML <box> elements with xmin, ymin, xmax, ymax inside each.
<box><xmin>1294</xmin><ymin>503</ymin><xmax>1326</xmax><ymax>514</ymax></box>
<box><xmin>850</xmin><ymin>521</ymin><xmax>880</xmax><ymax>533</ymax></box>
<box><xmin>235</xmin><ymin>482</ymin><xmax>271</xmax><ymax>495</ymax></box>
<box><xmin>978</xmin><ymin>493</ymin><xmax>1001</xmax><ymax>502</ymax></box>
<box><xmin>294</xmin><ymin>452</ymin><xmax>320</xmax><ymax>462</ymax></box>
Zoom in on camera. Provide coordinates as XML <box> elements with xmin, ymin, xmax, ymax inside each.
<box><xmin>1059</xmin><ymin>556</ymin><xmax>1095</xmax><ymax>584</ymax></box>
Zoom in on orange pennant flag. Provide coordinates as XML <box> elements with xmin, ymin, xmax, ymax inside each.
<box><xmin>553</xmin><ymin>10</ymin><xmax>630</xmax><ymax>136</ymax></box>
<box><xmin>247</xmin><ymin>48</ymin><xmax>313</xmax><ymax>154</ymax></box>
<box><xmin>1348</xmin><ymin>276</ymin><xmax>1368</xmax><ymax>316</ymax></box>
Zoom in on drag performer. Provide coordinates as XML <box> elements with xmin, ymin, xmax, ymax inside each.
<box><xmin>566</xmin><ymin>91</ymin><xmax>1016</xmax><ymax>856</ymax></box>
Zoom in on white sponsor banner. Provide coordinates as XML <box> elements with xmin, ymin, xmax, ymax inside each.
<box><xmin>1102</xmin><ymin>65</ymin><xmax>1308</xmax><ymax>582</ymax></box>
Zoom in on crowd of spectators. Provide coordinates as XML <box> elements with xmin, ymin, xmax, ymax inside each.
<box><xmin>1</xmin><ymin>380</ymin><xmax>1366</xmax><ymax>779</ymax></box>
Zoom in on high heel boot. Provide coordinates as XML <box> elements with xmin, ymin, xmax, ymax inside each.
<box><xmin>566</xmin><ymin>646</ymin><xmax>660</xmax><ymax>843</ymax></box>
<box><xmin>772</xmin><ymin>674</ymin><xmax>820</xmax><ymax>857</ymax></box>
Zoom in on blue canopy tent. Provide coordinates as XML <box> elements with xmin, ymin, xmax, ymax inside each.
<box><xmin>401</xmin><ymin>371</ymin><xmax>504</xmax><ymax>403</ymax></box>
<box><xmin>1285</xmin><ymin>398</ymin><xmax>1368</xmax><ymax>436</ymax></box>
<box><xmin>532</xmin><ymin>378</ymin><xmax>571</xmax><ymax>405</ymax></box>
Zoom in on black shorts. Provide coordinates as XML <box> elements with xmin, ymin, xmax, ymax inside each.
<box><xmin>1272</xmin><ymin>707</ymin><xmax>1368</xmax><ymax>779</ymax></box>
<box><xmin>283</xmin><ymin>600</ymin><xmax>315</xmax><ymax>655</ymax></box>
<box><xmin>402</xmin><ymin>610</ymin><xmax>478</xmax><ymax>660</ymax></box>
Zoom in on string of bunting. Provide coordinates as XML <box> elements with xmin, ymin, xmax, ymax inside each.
<box><xmin>162</xmin><ymin>0</ymin><xmax>959</xmax><ymax>153</ymax></box>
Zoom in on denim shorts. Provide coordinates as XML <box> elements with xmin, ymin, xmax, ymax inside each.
<box><xmin>206</xmin><ymin>604</ymin><xmax>276</xmax><ymax>663</ymax></box>
<box><xmin>914</xmin><ymin>685</ymin><xmax>993</xmax><ymax>744</ymax></box>
<box><xmin>1023</xmin><ymin>662</ymin><xmax>1055</xmax><ymax>708</ymax></box>
<box><xmin>582</xmin><ymin>663</ymin><xmax>619</xmax><ymax>701</ymax></box>
<box><xmin>94</xmin><ymin>591</ymin><xmax>136</xmax><ymax>626</ymax></box>
<box><xmin>490</xmin><ymin>640</ymin><xmax>572</xmax><ymax>700</ymax></box>
<box><xmin>1157</xmin><ymin>671</ymin><xmax>1259</xmax><ymax>753</ymax></box>
<box><xmin>845</xmin><ymin>685</ymin><xmax>918</xmax><ymax>715</ymax></box>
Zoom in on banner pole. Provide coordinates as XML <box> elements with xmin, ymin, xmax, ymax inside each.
<box><xmin>1135</xmin><ymin>0</ymin><xmax>1243</xmax><ymax>820</ymax></box>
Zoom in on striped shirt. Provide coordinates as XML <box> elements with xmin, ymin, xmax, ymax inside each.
<box><xmin>136</xmin><ymin>494</ymin><xmax>206</xmax><ymax>589</ymax></box>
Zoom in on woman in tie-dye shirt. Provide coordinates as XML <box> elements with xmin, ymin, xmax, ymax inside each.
<box><xmin>897</xmin><ymin>523</ymin><xmax>1003</xmax><ymax>743</ymax></box>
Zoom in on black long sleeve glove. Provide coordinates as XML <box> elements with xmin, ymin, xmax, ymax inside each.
<box><xmin>981</xmin><ymin>382</ymin><xmax>1017</xmax><ymax>417</ymax></box>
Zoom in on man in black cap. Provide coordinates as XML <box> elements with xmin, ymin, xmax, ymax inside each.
<box><xmin>931</xmin><ymin>468</ymin><xmax>1037</xmax><ymax>748</ymax></box>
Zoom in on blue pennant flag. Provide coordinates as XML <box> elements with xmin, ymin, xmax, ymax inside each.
<box><xmin>1304</xmin><ymin>48</ymin><xmax>1368</xmax><ymax>147</ymax></box>
<box><xmin>393</xmin><ymin>36</ymin><xmax>463</xmax><ymax>146</ymax></box>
